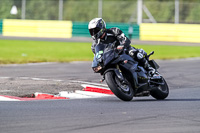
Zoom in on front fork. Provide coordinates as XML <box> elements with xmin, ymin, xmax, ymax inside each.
<box><xmin>101</xmin><ymin>66</ymin><xmax>125</xmax><ymax>83</ymax></box>
<box><xmin>102</xmin><ymin>61</ymin><xmax>139</xmax><ymax>90</ymax></box>
<box><xmin>119</xmin><ymin>61</ymin><xmax>140</xmax><ymax>89</ymax></box>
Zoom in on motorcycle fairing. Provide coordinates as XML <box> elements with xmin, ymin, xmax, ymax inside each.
<box><xmin>93</xmin><ymin>42</ymin><xmax>150</xmax><ymax>93</ymax></box>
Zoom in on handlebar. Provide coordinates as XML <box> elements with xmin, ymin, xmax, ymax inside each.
<box><xmin>148</xmin><ymin>51</ymin><xmax>154</xmax><ymax>57</ymax></box>
<box><xmin>146</xmin><ymin>51</ymin><xmax>154</xmax><ymax>61</ymax></box>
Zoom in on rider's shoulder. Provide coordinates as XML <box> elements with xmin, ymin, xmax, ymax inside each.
<box><xmin>107</xmin><ymin>27</ymin><xmax>122</xmax><ymax>36</ymax></box>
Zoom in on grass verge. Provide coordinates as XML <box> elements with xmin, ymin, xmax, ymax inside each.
<box><xmin>0</xmin><ymin>39</ymin><xmax>200</xmax><ymax>64</ymax></box>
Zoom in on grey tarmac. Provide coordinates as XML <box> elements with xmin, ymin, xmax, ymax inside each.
<box><xmin>0</xmin><ymin>59</ymin><xmax>200</xmax><ymax>133</ymax></box>
<box><xmin>0</xmin><ymin>58</ymin><xmax>200</xmax><ymax>97</ymax></box>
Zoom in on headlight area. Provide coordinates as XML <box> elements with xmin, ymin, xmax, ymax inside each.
<box><xmin>92</xmin><ymin>65</ymin><xmax>102</xmax><ymax>72</ymax></box>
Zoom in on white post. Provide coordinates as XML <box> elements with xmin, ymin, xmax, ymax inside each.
<box><xmin>175</xmin><ymin>0</ymin><xmax>179</xmax><ymax>24</ymax></box>
<box><xmin>143</xmin><ymin>5</ymin><xmax>157</xmax><ymax>23</ymax></box>
<box><xmin>58</xmin><ymin>0</ymin><xmax>63</xmax><ymax>20</ymax></box>
<box><xmin>98</xmin><ymin>0</ymin><xmax>102</xmax><ymax>18</ymax></box>
<box><xmin>137</xmin><ymin>0</ymin><xmax>143</xmax><ymax>25</ymax></box>
<box><xmin>21</xmin><ymin>0</ymin><xmax>26</xmax><ymax>19</ymax></box>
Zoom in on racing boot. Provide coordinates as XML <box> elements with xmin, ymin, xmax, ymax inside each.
<box><xmin>144</xmin><ymin>60</ymin><xmax>156</xmax><ymax>76</ymax></box>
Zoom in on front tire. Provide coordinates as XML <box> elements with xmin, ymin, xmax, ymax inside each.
<box><xmin>150</xmin><ymin>77</ymin><xmax>169</xmax><ymax>100</ymax></box>
<box><xmin>105</xmin><ymin>71</ymin><xmax>134</xmax><ymax>101</ymax></box>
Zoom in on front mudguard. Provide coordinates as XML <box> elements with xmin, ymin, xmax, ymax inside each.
<box><xmin>103</xmin><ymin>68</ymin><xmax>125</xmax><ymax>83</ymax></box>
<box><xmin>103</xmin><ymin>61</ymin><xmax>139</xmax><ymax>90</ymax></box>
<box><xmin>149</xmin><ymin>60</ymin><xmax>160</xmax><ymax>70</ymax></box>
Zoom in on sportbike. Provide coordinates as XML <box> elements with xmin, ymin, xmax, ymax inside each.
<box><xmin>92</xmin><ymin>42</ymin><xmax>169</xmax><ymax>101</ymax></box>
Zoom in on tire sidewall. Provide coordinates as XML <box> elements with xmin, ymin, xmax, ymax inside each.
<box><xmin>105</xmin><ymin>71</ymin><xmax>134</xmax><ymax>101</ymax></box>
<box><xmin>150</xmin><ymin>77</ymin><xmax>169</xmax><ymax>100</ymax></box>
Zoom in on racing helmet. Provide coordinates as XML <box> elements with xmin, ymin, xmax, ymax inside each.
<box><xmin>88</xmin><ymin>18</ymin><xmax>106</xmax><ymax>40</ymax></box>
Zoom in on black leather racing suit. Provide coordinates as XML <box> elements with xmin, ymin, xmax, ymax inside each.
<box><xmin>91</xmin><ymin>27</ymin><xmax>149</xmax><ymax>68</ymax></box>
<box><xmin>91</xmin><ymin>27</ymin><xmax>131</xmax><ymax>54</ymax></box>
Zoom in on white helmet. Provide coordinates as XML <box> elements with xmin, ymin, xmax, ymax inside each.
<box><xmin>88</xmin><ymin>18</ymin><xmax>106</xmax><ymax>40</ymax></box>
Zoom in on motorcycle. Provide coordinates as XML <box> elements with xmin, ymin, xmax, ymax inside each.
<box><xmin>92</xmin><ymin>42</ymin><xmax>169</xmax><ymax>101</ymax></box>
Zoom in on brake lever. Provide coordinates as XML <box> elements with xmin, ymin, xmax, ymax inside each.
<box><xmin>147</xmin><ymin>51</ymin><xmax>154</xmax><ymax>60</ymax></box>
<box><xmin>148</xmin><ymin>51</ymin><xmax>154</xmax><ymax>57</ymax></box>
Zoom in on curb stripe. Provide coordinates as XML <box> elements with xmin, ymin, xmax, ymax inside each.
<box><xmin>0</xmin><ymin>83</ymin><xmax>113</xmax><ymax>101</ymax></box>
<box><xmin>81</xmin><ymin>84</ymin><xmax>113</xmax><ymax>95</ymax></box>
<box><xmin>83</xmin><ymin>86</ymin><xmax>113</xmax><ymax>95</ymax></box>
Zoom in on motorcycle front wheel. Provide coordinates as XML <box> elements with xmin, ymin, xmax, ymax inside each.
<box><xmin>105</xmin><ymin>71</ymin><xmax>134</xmax><ymax>101</ymax></box>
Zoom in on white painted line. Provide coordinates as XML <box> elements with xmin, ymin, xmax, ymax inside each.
<box><xmin>32</xmin><ymin>78</ymin><xmax>49</xmax><ymax>81</ymax></box>
<box><xmin>59</xmin><ymin>84</ymin><xmax>113</xmax><ymax>99</ymax></box>
<box><xmin>71</xmin><ymin>80</ymin><xmax>108</xmax><ymax>87</ymax></box>
<box><xmin>53</xmin><ymin>80</ymin><xmax>63</xmax><ymax>82</ymax></box>
<box><xmin>75</xmin><ymin>90</ymin><xmax>112</xmax><ymax>97</ymax></box>
<box><xmin>81</xmin><ymin>84</ymin><xmax>110</xmax><ymax>90</ymax></box>
<box><xmin>19</xmin><ymin>77</ymin><xmax>30</xmax><ymax>80</ymax></box>
<box><xmin>59</xmin><ymin>91</ymin><xmax>92</xmax><ymax>99</ymax></box>
<box><xmin>0</xmin><ymin>90</ymin><xmax>11</xmax><ymax>92</ymax></box>
<box><xmin>34</xmin><ymin>92</ymin><xmax>54</xmax><ymax>97</ymax></box>
<box><xmin>19</xmin><ymin>77</ymin><xmax>64</xmax><ymax>82</ymax></box>
<box><xmin>0</xmin><ymin>77</ymin><xmax>11</xmax><ymax>79</ymax></box>
<box><xmin>0</xmin><ymin>96</ymin><xmax>20</xmax><ymax>101</ymax></box>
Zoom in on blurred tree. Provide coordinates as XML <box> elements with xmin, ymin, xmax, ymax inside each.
<box><xmin>102</xmin><ymin>1</ymin><xmax>137</xmax><ymax>23</ymax></box>
<box><xmin>185</xmin><ymin>3</ymin><xmax>200</xmax><ymax>23</ymax></box>
<box><xmin>143</xmin><ymin>0</ymin><xmax>174</xmax><ymax>23</ymax></box>
<box><xmin>0</xmin><ymin>0</ymin><xmax>200</xmax><ymax>24</ymax></box>
<box><xmin>26</xmin><ymin>0</ymin><xmax>58</xmax><ymax>20</ymax></box>
<box><xmin>63</xmin><ymin>0</ymin><xmax>98</xmax><ymax>21</ymax></box>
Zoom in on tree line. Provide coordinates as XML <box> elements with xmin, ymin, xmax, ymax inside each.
<box><xmin>0</xmin><ymin>0</ymin><xmax>200</xmax><ymax>24</ymax></box>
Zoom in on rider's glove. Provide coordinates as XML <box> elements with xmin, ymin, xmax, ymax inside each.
<box><xmin>128</xmin><ymin>47</ymin><xmax>137</xmax><ymax>57</ymax></box>
<box><xmin>129</xmin><ymin>49</ymin><xmax>136</xmax><ymax>57</ymax></box>
<box><xmin>117</xmin><ymin>33</ymin><xmax>126</xmax><ymax>45</ymax></box>
<box><xmin>129</xmin><ymin>50</ymin><xmax>134</xmax><ymax>56</ymax></box>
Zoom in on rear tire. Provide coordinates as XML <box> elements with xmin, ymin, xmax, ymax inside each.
<box><xmin>150</xmin><ymin>77</ymin><xmax>169</xmax><ymax>100</ymax></box>
<box><xmin>105</xmin><ymin>71</ymin><xmax>134</xmax><ymax>101</ymax></box>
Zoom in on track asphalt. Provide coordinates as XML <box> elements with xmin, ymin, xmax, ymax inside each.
<box><xmin>0</xmin><ymin>58</ymin><xmax>200</xmax><ymax>97</ymax></box>
<box><xmin>0</xmin><ymin>59</ymin><xmax>200</xmax><ymax>133</ymax></box>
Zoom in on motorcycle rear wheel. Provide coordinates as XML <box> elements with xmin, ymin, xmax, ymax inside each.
<box><xmin>150</xmin><ymin>77</ymin><xmax>169</xmax><ymax>100</ymax></box>
<box><xmin>105</xmin><ymin>71</ymin><xmax>134</xmax><ymax>101</ymax></box>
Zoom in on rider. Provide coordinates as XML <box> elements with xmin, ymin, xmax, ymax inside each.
<box><xmin>88</xmin><ymin>18</ymin><xmax>155</xmax><ymax>76</ymax></box>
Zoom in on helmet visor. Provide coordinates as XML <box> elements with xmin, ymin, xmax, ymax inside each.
<box><xmin>89</xmin><ymin>28</ymin><xmax>101</xmax><ymax>36</ymax></box>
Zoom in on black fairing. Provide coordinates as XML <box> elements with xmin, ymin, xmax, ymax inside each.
<box><xmin>92</xmin><ymin>44</ymin><xmax>105</xmax><ymax>68</ymax></box>
<box><xmin>92</xmin><ymin>42</ymin><xmax>150</xmax><ymax>93</ymax></box>
<box><xmin>92</xmin><ymin>42</ymin><xmax>118</xmax><ymax>68</ymax></box>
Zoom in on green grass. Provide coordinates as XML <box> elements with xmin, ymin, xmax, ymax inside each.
<box><xmin>0</xmin><ymin>39</ymin><xmax>200</xmax><ymax>64</ymax></box>
<box><xmin>134</xmin><ymin>45</ymin><xmax>200</xmax><ymax>60</ymax></box>
<box><xmin>0</xmin><ymin>39</ymin><xmax>93</xmax><ymax>64</ymax></box>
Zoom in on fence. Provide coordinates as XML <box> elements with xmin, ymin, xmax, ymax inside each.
<box><xmin>3</xmin><ymin>19</ymin><xmax>72</xmax><ymax>38</ymax></box>
<box><xmin>0</xmin><ymin>19</ymin><xmax>139</xmax><ymax>39</ymax></box>
<box><xmin>72</xmin><ymin>22</ymin><xmax>139</xmax><ymax>39</ymax></box>
<box><xmin>1</xmin><ymin>0</ymin><xmax>200</xmax><ymax>43</ymax></box>
<box><xmin>140</xmin><ymin>23</ymin><xmax>200</xmax><ymax>43</ymax></box>
<box><xmin>1</xmin><ymin>0</ymin><xmax>200</xmax><ymax>24</ymax></box>
<box><xmin>2</xmin><ymin>19</ymin><xmax>200</xmax><ymax>43</ymax></box>
<box><xmin>0</xmin><ymin>20</ymin><xmax>2</xmax><ymax>34</ymax></box>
